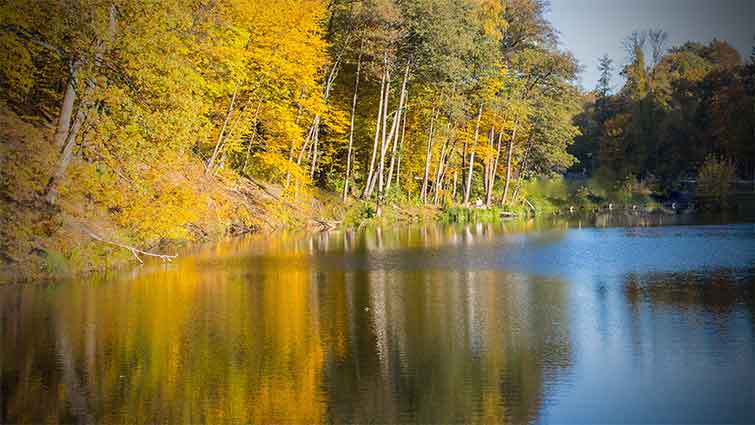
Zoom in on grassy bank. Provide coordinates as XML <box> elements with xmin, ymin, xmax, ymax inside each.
<box><xmin>0</xmin><ymin>108</ymin><xmax>708</xmax><ymax>283</ymax></box>
<box><xmin>1</xmin><ymin>191</ymin><xmax>443</xmax><ymax>283</ymax></box>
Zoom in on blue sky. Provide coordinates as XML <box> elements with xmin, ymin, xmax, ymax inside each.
<box><xmin>546</xmin><ymin>0</ymin><xmax>754</xmax><ymax>91</ymax></box>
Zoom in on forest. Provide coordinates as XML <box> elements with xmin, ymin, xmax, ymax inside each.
<box><xmin>571</xmin><ymin>32</ymin><xmax>755</xmax><ymax>207</ymax></box>
<box><xmin>0</xmin><ymin>0</ymin><xmax>752</xmax><ymax>277</ymax></box>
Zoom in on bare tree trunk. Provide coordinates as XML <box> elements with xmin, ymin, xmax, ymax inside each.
<box><xmin>432</xmin><ymin>138</ymin><xmax>447</xmax><ymax>205</ymax></box>
<box><xmin>432</xmin><ymin>122</ymin><xmax>453</xmax><ymax>205</ymax></box>
<box><xmin>485</xmin><ymin>128</ymin><xmax>493</xmax><ymax>195</ymax></box>
<box><xmin>242</xmin><ymin>100</ymin><xmax>262</xmax><ymax>172</ymax></box>
<box><xmin>213</xmin><ymin>96</ymin><xmax>256</xmax><ymax>176</ymax></box>
<box><xmin>501</xmin><ymin>118</ymin><xmax>519</xmax><ymax>206</ymax></box>
<box><xmin>420</xmin><ymin>107</ymin><xmax>438</xmax><ymax>203</ymax></box>
<box><xmin>304</xmin><ymin>56</ymin><xmax>342</xmax><ymax>177</ymax></box>
<box><xmin>304</xmin><ymin>133</ymin><xmax>314</xmax><ymax>167</ymax></box>
<box><xmin>512</xmin><ymin>131</ymin><xmax>534</xmax><ymax>202</ymax></box>
<box><xmin>483</xmin><ymin>127</ymin><xmax>493</xmax><ymax>198</ymax></box>
<box><xmin>393</xmin><ymin>108</ymin><xmax>407</xmax><ymax>191</ymax></box>
<box><xmin>284</xmin><ymin>143</ymin><xmax>296</xmax><ymax>189</ymax></box>
<box><xmin>343</xmin><ymin>42</ymin><xmax>363</xmax><ymax>202</ymax></box>
<box><xmin>46</xmin><ymin>67</ymin><xmax>81</xmax><ymax>205</ymax></box>
<box><xmin>463</xmin><ymin>105</ymin><xmax>483</xmax><ymax>206</ymax></box>
<box><xmin>206</xmin><ymin>35</ymin><xmax>257</xmax><ymax>175</ymax></box>
<box><xmin>46</xmin><ymin>5</ymin><xmax>116</xmax><ymax>204</ymax></box>
<box><xmin>375</xmin><ymin>68</ymin><xmax>392</xmax><ymax>198</ymax></box>
<box><xmin>366</xmin><ymin>89</ymin><xmax>389</xmax><ymax>199</ymax></box>
<box><xmin>486</xmin><ymin>129</ymin><xmax>503</xmax><ymax>206</ymax></box>
<box><xmin>45</xmin><ymin>109</ymin><xmax>86</xmax><ymax>204</ymax></box>
<box><xmin>369</xmin><ymin>63</ymin><xmax>398</xmax><ymax>200</ymax></box>
<box><xmin>284</xmin><ymin>88</ymin><xmax>307</xmax><ymax>189</ymax></box>
<box><xmin>53</xmin><ymin>67</ymin><xmax>77</xmax><ymax>149</ymax></box>
<box><xmin>383</xmin><ymin>113</ymin><xmax>400</xmax><ymax>195</ymax></box>
<box><xmin>310</xmin><ymin>127</ymin><xmax>319</xmax><ymax>178</ymax></box>
<box><xmin>207</xmin><ymin>86</ymin><xmax>239</xmax><ymax>174</ymax></box>
<box><xmin>385</xmin><ymin>63</ymin><xmax>410</xmax><ymax>193</ymax></box>
<box><xmin>436</xmin><ymin>135</ymin><xmax>457</xmax><ymax>205</ymax></box>
<box><xmin>433</xmin><ymin>177</ymin><xmax>443</xmax><ymax>205</ymax></box>
<box><xmin>299</xmin><ymin>114</ymin><xmax>317</xmax><ymax>168</ymax></box>
<box><xmin>451</xmin><ymin>169</ymin><xmax>458</xmax><ymax>200</ymax></box>
<box><xmin>463</xmin><ymin>147</ymin><xmax>474</xmax><ymax>206</ymax></box>
<box><xmin>461</xmin><ymin>141</ymin><xmax>467</xmax><ymax>198</ymax></box>
<box><xmin>297</xmin><ymin>120</ymin><xmax>317</xmax><ymax>166</ymax></box>
<box><xmin>363</xmin><ymin>53</ymin><xmax>387</xmax><ymax>198</ymax></box>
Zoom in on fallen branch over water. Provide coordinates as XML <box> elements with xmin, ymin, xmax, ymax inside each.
<box><xmin>87</xmin><ymin>232</ymin><xmax>177</xmax><ymax>264</ymax></box>
<box><xmin>524</xmin><ymin>198</ymin><xmax>537</xmax><ymax>214</ymax></box>
<box><xmin>310</xmin><ymin>219</ymin><xmax>342</xmax><ymax>231</ymax></box>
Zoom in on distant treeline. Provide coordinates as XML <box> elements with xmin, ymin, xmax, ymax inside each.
<box><xmin>571</xmin><ymin>33</ymin><xmax>755</xmax><ymax>193</ymax></box>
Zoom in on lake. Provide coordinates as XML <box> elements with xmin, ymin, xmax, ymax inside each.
<box><xmin>2</xmin><ymin>218</ymin><xmax>754</xmax><ymax>423</ymax></box>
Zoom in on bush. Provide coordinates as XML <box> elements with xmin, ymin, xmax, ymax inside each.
<box><xmin>573</xmin><ymin>185</ymin><xmax>594</xmax><ymax>208</ymax></box>
<box><xmin>519</xmin><ymin>176</ymin><xmax>569</xmax><ymax>213</ymax></box>
<box><xmin>609</xmin><ymin>174</ymin><xmax>635</xmax><ymax>203</ymax></box>
<box><xmin>697</xmin><ymin>155</ymin><xmax>736</xmax><ymax>209</ymax></box>
<box><xmin>342</xmin><ymin>201</ymin><xmax>376</xmax><ymax>226</ymax></box>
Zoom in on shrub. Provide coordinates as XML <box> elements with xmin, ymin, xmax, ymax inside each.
<box><xmin>610</xmin><ymin>174</ymin><xmax>635</xmax><ymax>204</ymax></box>
<box><xmin>697</xmin><ymin>155</ymin><xmax>736</xmax><ymax>209</ymax></box>
<box><xmin>343</xmin><ymin>201</ymin><xmax>376</xmax><ymax>226</ymax></box>
<box><xmin>519</xmin><ymin>176</ymin><xmax>569</xmax><ymax>213</ymax></box>
<box><xmin>573</xmin><ymin>185</ymin><xmax>594</xmax><ymax>208</ymax></box>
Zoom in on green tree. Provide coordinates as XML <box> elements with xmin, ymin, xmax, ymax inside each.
<box><xmin>697</xmin><ymin>155</ymin><xmax>736</xmax><ymax>208</ymax></box>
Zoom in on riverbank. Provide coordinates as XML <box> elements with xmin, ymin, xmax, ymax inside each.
<box><xmin>1</xmin><ymin>118</ymin><xmax>443</xmax><ymax>284</ymax></box>
<box><xmin>3</xmin><ymin>179</ymin><xmax>747</xmax><ymax>284</ymax></box>
<box><xmin>0</xmin><ymin>176</ymin><xmax>440</xmax><ymax>283</ymax></box>
<box><xmin>2</xmin><ymin>161</ymin><xmax>738</xmax><ymax>284</ymax></box>
<box><xmin>0</xmin><ymin>101</ymin><xmax>743</xmax><ymax>283</ymax></box>
<box><xmin>0</xmin><ymin>188</ymin><xmax>709</xmax><ymax>284</ymax></box>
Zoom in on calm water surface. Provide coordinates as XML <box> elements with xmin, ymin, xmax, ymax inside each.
<box><xmin>2</xmin><ymin>218</ymin><xmax>754</xmax><ymax>423</ymax></box>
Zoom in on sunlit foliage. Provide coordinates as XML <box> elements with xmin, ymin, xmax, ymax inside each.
<box><xmin>0</xmin><ymin>0</ymin><xmax>582</xmax><ymax>276</ymax></box>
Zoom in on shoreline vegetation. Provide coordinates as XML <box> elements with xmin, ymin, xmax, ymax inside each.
<box><xmin>1</xmin><ymin>1</ymin><xmax>752</xmax><ymax>282</ymax></box>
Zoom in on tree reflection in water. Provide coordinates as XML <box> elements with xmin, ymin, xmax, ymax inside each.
<box><xmin>2</xmin><ymin>222</ymin><xmax>753</xmax><ymax>423</ymax></box>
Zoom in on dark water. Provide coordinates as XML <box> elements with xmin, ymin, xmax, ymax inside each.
<box><xmin>2</xmin><ymin>219</ymin><xmax>754</xmax><ymax>424</ymax></box>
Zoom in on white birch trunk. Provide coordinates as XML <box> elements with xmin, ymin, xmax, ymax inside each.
<box><xmin>343</xmin><ymin>43</ymin><xmax>363</xmax><ymax>202</ymax></box>
<box><xmin>420</xmin><ymin>107</ymin><xmax>438</xmax><ymax>203</ymax></box>
<box><xmin>463</xmin><ymin>106</ymin><xmax>483</xmax><ymax>206</ymax></box>
<box><xmin>362</xmin><ymin>53</ymin><xmax>387</xmax><ymax>198</ymax></box>
<box><xmin>502</xmin><ymin>119</ymin><xmax>519</xmax><ymax>206</ymax></box>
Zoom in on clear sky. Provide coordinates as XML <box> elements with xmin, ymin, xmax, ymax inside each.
<box><xmin>546</xmin><ymin>0</ymin><xmax>754</xmax><ymax>91</ymax></box>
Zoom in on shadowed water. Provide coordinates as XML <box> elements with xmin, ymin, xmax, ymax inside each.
<box><xmin>1</xmin><ymin>218</ymin><xmax>754</xmax><ymax>423</ymax></box>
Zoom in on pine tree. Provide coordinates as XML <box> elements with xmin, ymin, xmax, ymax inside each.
<box><xmin>596</xmin><ymin>54</ymin><xmax>613</xmax><ymax>127</ymax></box>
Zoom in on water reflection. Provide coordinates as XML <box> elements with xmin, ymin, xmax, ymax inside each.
<box><xmin>1</xmin><ymin>267</ymin><xmax>327</xmax><ymax>423</ymax></box>
<box><xmin>1</xmin><ymin>222</ymin><xmax>754</xmax><ymax>423</ymax></box>
<box><xmin>543</xmin><ymin>267</ymin><xmax>754</xmax><ymax>423</ymax></box>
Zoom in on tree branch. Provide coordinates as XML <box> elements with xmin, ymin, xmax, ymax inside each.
<box><xmin>87</xmin><ymin>232</ymin><xmax>177</xmax><ymax>263</ymax></box>
<box><xmin>0</xmin><ymin>24</ymin><xmax>66</xmax><ymax>57</ymax></box>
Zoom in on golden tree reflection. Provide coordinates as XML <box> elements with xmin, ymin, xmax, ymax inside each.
<box><xmin>1</xmin><ymin>225</ymin><xmax>579</xmax><ymax>424</ymax></box>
